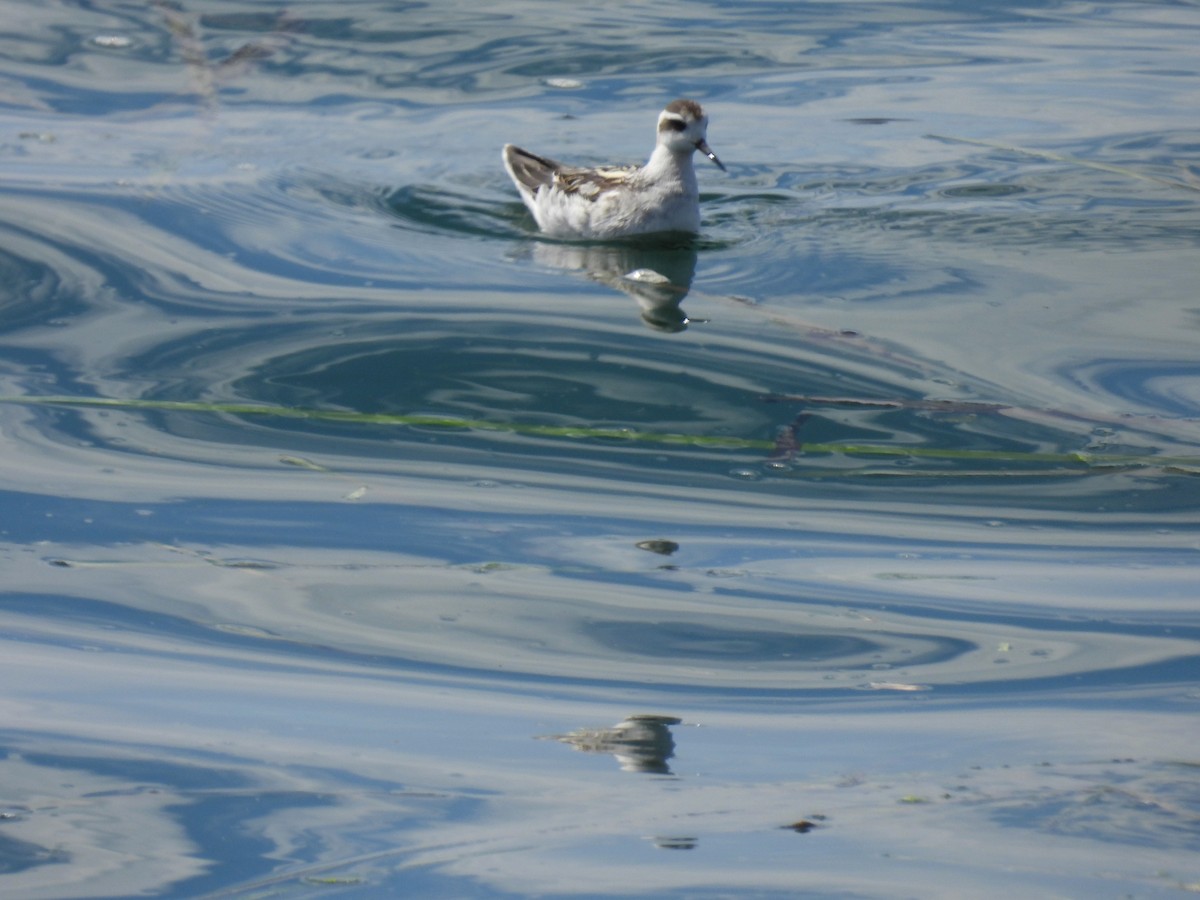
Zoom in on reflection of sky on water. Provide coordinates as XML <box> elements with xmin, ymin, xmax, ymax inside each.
<box><xmin>4</xmin><ymin>475</ymin><xmax>1195</xmax><ymax>703</ymax></box>
<box><xmin>2</xmin><ymin>677</ymin><xmax>1196</xmax><ymax>896</ymax></box>
<box><xmin>2</xmin><ymin>0</ymin><xmax>1200</xmax><ymax>896</ymax></box>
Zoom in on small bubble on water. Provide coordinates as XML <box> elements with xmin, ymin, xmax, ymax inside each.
<box><xmin>728</xmin><ymin>467</ymin><xmax>761</xmax><ymax>481</ymax></box>
<box><xmin>91</xmin><ymin>34</ymin><xmax>133</xmax><ymax>49</ymax></box>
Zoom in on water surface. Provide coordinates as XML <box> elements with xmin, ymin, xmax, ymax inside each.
<box><xmin>1</xmin><ymin>0</ymin><xmax>1199</xmax><ymax>896</ymax></box>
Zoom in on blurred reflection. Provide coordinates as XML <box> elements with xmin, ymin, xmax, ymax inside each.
<box><xmin>546</xmin><ymin>714</ymin><xmax>682</xmax><ymax>774</ymax></box>
<box><xmin>530</xmin><ymin>241</ymin><xmax>698</xmax><ymax>332</ymax></box>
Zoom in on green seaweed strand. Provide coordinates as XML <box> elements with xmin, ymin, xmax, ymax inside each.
<box><xmin>2</xmin><ymin>393</ymin><xmax>1197</xmax><ymax>471</ymax></box>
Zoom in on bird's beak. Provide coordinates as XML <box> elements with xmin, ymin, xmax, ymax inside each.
<box><xmin>696</xmin><ymin>139</ymin><xmax>726</xmax><ymax>172</ymax></box>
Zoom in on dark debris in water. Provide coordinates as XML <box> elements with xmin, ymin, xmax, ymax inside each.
<box><xmin>652</xmin><ymin>835</ymin><xmax>698</xmax><ymax>850</ymax></box>
<box><xmin>781</xmin><ymin>815</ymin><xmax>827</xmax><ymax>833</ymax></box>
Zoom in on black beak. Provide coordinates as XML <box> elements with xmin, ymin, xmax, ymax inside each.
<box><xmin>696</xmin><ymin>138</ymin><xmax>726</xmax><ymax>172</ymax></box>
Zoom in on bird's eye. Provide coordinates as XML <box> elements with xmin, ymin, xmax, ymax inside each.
<box><xmin>663</xmin><ymin>118</ymin><xmax>687</xmax><ymax>132</ymax></box>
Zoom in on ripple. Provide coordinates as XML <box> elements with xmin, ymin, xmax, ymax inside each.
<box><xmin>6</xmin><ymin>537</ymin><xmax>1194</xmax><ymax>701</ymax></box>
<box><xmin>583</xmin><ymin>619</ymin><xmax>968</xmax><ymax>669</ymax></box>
<box><xmin>1058</xmin><ymin>358</ymin><xmax>1200</xmax><ymax>420</ymax></box>
<box><xmin>3</xmin><ymin>1</ymin><xmax>1200</xmax><ymax>896</ymax></box>
<box><xmin>382</xmin><ymin>181</ymin><xmax>528</xmax><ymax>240</ymax></box>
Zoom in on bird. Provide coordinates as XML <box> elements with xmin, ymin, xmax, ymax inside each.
<box><xmin>502</xmin><ymin>98</ymin><xmax>725</xmax><ymax>240</ymax></box>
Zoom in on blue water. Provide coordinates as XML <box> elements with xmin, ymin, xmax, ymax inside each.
<box><xmin>2</xmin><ymin>1</ymin><xmax>1199</xmax><ymax>896</ymax></box>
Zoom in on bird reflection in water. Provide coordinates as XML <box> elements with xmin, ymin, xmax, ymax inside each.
<box><xmin>545</xmin><ymin>714</ymin><xmax>682</xmax><ymax>774</ymax></box>
<box><xmin>528</xmin><ymin>240</ymin><xmax>699</xmax><ymax>332</ymax></box>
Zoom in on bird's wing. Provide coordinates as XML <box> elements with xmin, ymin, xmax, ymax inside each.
<box><xmin>503</xmin><ymin>144</ymin><xmax>566</xmax><ymax>196</ymax></box>
<box><xmin>504</xmin><ymin>144</ymin><xmax>640</xmax><ymax>203</ymax></box>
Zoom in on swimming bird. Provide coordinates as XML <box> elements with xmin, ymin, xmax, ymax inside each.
<box><xmin>503</xmin><ymin>98</ymin><xmax>725</xmax><ymax>239</ymax></box>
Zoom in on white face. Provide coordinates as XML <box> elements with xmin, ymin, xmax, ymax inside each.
<box><xmin>657</xmin><ymin>109</ymin><xmax>708</xmax><ymax>152</ymax></box>
<box><xmin>657</xmin><ymin>102</ymin><xmax>725</xmax><ymax>170</ymax></box>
